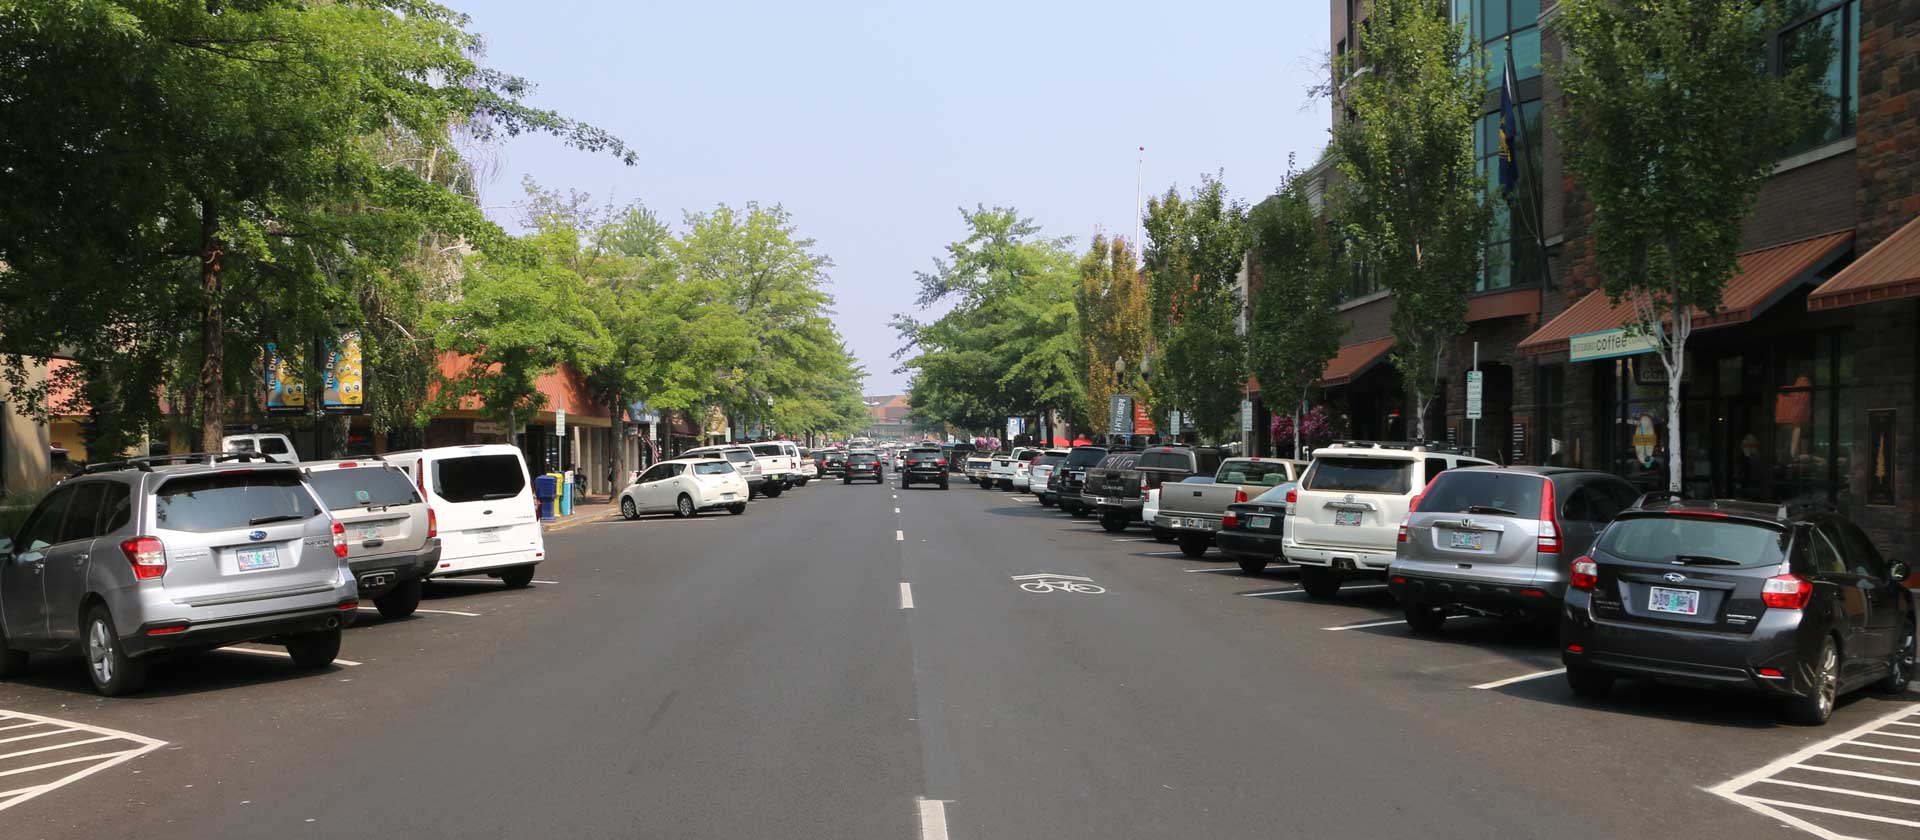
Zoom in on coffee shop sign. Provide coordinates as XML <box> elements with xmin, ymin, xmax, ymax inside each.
<box><xmin>1569</xmin><ymin>327</ymin><xmax>1658</xmax><ymax>363</ymax></box>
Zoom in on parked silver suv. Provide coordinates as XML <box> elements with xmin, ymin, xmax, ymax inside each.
<box><xmin>0</xmin><ymin>454</ymin><xmax>358</xmax><ymax>696</ymax></box>
<box><xmin>302</xmin><ymin>458</ymin><xmax>441</xmax><ymax>619</ymax></box>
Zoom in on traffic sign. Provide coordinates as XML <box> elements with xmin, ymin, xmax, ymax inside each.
<box><xmin>555</xmin><ymin>408</ymin><xmax>567</xmax><ymax>437</ymax></box>
<box><xmin>1465</xmin><ymin>371</ymin><xmax>1483</xmax><ymax>420</ymax></box>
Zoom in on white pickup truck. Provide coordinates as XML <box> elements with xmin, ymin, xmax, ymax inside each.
<box><xmin>1155</xmin><ymin>457</ymin><xmax>1306</xmax><ymax>557</ymax></box>
<box><xmin>965</xmin><ymin>452</ymin><xmax>996</xmax><ymax>486</ymax></box>
<box><xmin>989</xmin><ymin>448</ymin><xmax>1041</xmax><ymax>490</ymax></box>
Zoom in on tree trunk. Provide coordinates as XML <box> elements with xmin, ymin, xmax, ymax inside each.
<box><xmin>610</xmin><ymin>390</ymin><xmax>627</xmax><ymax>494</ymax></box>
<box><xmin>1664</xmin><ymin>307</ymin><xmax>1691</xmax><ymax>494</ymax></box>
<box><xmin>197</xmin><ymin>197</ymin><xmax>224</xmax><ymax>452</ymax></box>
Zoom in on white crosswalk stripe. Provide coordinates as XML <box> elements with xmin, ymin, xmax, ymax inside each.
<box><xmin>0</xmin><ymin>711</ymin><xmax>166</xmax><ymax>814</ymax></box>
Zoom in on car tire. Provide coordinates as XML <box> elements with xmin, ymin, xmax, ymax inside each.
<box><xmin>1880</xmin><ymin>628</ymin><xmax>1914</xmax><ymax>695</ymax></box>
<box><xmin>1177</xmin><ymin>535</ymin><xmax>1209</xmax><ymax>558</ymax></box>
<box><xmin>1038</xmin><ymin>496</ymin><xmax>1055</xmax><ymax>508</ymax></box>
<box><xmin>1784</xmin><ymin>636</ymin><xmax>1842</xmax><ymax>726</ymax></box>
<box><xmin>1152</xmin><ymin>528</ymin><xmax>1175</xmax><ymax>543</ymax></box>
<box><xmin>842</xmin><ymin>478</ymin><xmax>851</xmax><ymax>485</ymax></box>
<box><xmin>727</xmin><ymin>502</ymin><xmax>747</xmax><ymax>515</ymax></box>
<box><xmin>0</xmin><ymin>625</ymin><xmax>30</xmax><ymax>678</ymax></box>
<box><xmin>375</xmin><ymin>579</ymin><xmax>423</xmax><ymax>619</ymax></box>
<box><xmin>1070</xmin><ymin>507</ymin><xmax>1090</xmax><ymax>519</ymax></box>
<box><xmin>1403</xmin><ymin>603</ymin><xmax>1447</xmax><ymax>635</ymax></box>
<box><xmin>1099</xmin><ymin>512</ymin><xmax>1128</xmax><ymax>533</ymax></box>
<box><xmin>1237</xmin><ymin>557</ymin><xmax>1268</xmax><ymax>575</ymax></box>
<box><xmin>939</xmin><ymin>480</ymin><xmax>949</xmax><ymax>490</ymax></box>
<box><xmin>901</xmin><ymin>478</ymin><xmax>912</xmax><ymax>488</ymax></box>
<box><xmin>764</xmin><ymin>484</ymin><xmax>784</xmax><ymax>498</ymax></box>
<box><xmin>674</xmin><ymin>494</ymin><xmax>695</xmax><ymax>518</ymax></box>
<box><xmin>84</xmin><ymin>607</ymin><xmax>147</xmax><ymax>697</ymax></box>
<box><xmin>286</xmin><ymin>628</ymin><xmax>341</xmax><ymax>670</ymax></box>
<box><xmin>498</xmin><ymin>564</ymin><xmax>536</xmax><ymax>588</ymax></box>
<box><xmin>1565</xmin><ymin>664</ymin><xmax>1614</xmax><ymax>699</ymax></box>
<box><xmin>1297</xmin><ymin>566</ymin><xmax>1343</xmax><ymax>599</ymax></box>
<box><xmin>620</xmin><ymin>497</ymin><xmax>638</xmax><ymax>520</ymax></box>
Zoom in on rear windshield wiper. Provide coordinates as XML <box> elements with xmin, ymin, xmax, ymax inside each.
<box><xmin>1672</xmin><ymin>554</ymin><xmax>1742</xmax><ymax>566</ymax></box>
<box><xmin>248</xmin><ymin>513</ymin><xmax>305</xmax><ymax>526</ymax></box>
<box><xmin>1464</xmin><ymin>505</ymin><xmax>1517</xmax><ymax>515</ymax></box>
<box><xmin>480</xmin><ymin>491</ymin><xmax>520</xmax><ymax>500</ymax></box>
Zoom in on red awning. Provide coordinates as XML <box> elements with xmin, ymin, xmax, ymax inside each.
<box><xmin>1517</xmin><ymin>230</ymin><xmax>1853</xmax><ymax>355</ymax></box>
<box><xmin>1808</xmin><ymin>215</ymin><xmax>1920</xmax><ymax>310</ymax></box>
<box><xmin>1318</xmin><ymin>337</ymin><xmax>1395</xmax><ymax>387</ymax></box>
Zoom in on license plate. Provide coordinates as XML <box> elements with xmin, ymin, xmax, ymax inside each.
<box><xmin>1248</xmin><ymin>515</ymin><xmax>1272</xmax><ymax>529</ymax></box>
<box><xmin>358</xmin><ymin>523</ymin><xmax>383</xmax><ymax>540</ymax></box>
<box><xmin>1070</xmin><ymin>471</ymin><xmax>1084</xmax><ymax>480</ymax></box>
<box><xmin>722</xmin><ymin>493</ymin><xmax>737</xmax><ymax>500</ymax></box>
<box><xmin>235</xmin><ymin>546</ymin><xmax>280</xmax><ymax>571</ymax></box>
<box><xmin>1648</xmin><ymin>586</ymin><xmax>1700</xmax><ymax>615</ymax></box>
<box><xmin>1184</xmin><ymin>518</ymin><xmax>1210</xmax><ymax>530</ymax></box>
<box><xmin>1335</xmin><ymin>510</ymin><xmax>1363</xmax><ymax>526</ymax></box>
<box><xmin>475</xmin><ymin>528</ymin><xmax>502</xmax><ymax>544</ymax></box>
<box><xmin>1448</xmin><ymin>531</ymin><xmax>1484</xmax><ymax>550</ymax></box>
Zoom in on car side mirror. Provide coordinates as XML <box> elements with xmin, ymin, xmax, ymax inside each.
<box><xmin>0</xmin><ymin>536</ymin><xmax>10</xmax><ymax>559</ymax></box>
<box><xmin>1890</xmin><ymin>561</ymin><xmax>1911</xmax><ymax>582</ymax></box>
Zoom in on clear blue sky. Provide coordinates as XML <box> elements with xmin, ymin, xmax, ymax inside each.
<box><xmin>455</xmin><ymin>0</ymin><xmax>1333</xmax><ymax>394</ymax></box>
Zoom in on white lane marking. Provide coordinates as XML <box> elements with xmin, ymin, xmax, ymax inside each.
<box><xmin>358</xmin><ymin>607</ymin><xmax>481</xmax><ymax>618</ymax></box>
<box><xmin>1734</xmin><ymin>796</ymin><xmax>1920</xmax><ymax>829</ymax></box>
<box><xmin>1851</xmin><ymin>739</ymin><xmax>1920</xmax><ymax>754</ymax></box>
<box><xmin>1322</xmin><ymin>617</ymin><xmax>1460</xmax><ymax>631</ymax></box>
<box><xmin>1472</xmin><ymin>668</ymin><xmax>1568</xmax><ymax>690</ymax></box>
<box><xmin>896</xmin><ymin>530</ymin><xmax>905</xmax><ymax>541</ymax></box>
<box><xmin>1184</xmin><ymin>568</ymin><xmax>1241</xmax><ymax>573</ymax></box>
<box><xmin>1709</xmin><ymin>700</ymin><xmax>1920</xmax><ymax>840</ymax></box>
<box><xmin>1887</xmin><ymin>720</ymin><xmax>1920</xmax><ymax>727</ymax></box>
<box><xmin>892</xmin><ymin>494</ymin><xmax>898</xmax><ymax>499</ymax></box>
<box><xmin>0</xmin><ymin>723</ymin><xmax>41</xmax><ymax>734</ymax></box>
<box><xmin>0</xmin><ymin>729</ymin><xmax>74</xmax><ymax>745</ymax></box>
<box><xmin>899</xmin><ymin>582</ymin><xmax>915</xmax><ymax>610</ymax></box>
<box><xmin>895</xmin><ymin>507</ymin><xmax>901</xmax><ymax>514</ymax></box>
<box><xmin>221</xmin><ymin>646</ymin><xmax>363</xmax><ymax>667</ymax></box>
<box><xmin>1113</xmin><ymin>538</ymin><xmax>1154</xmax><ymax>542</ymax></box>
<box><xmin>0</xmin><ymin>735</ymin><xmax>116</xmax><ymax>763</ymax></box>
<box><xmin>0</xmin><ymin>749</ymin><xmax>147</xmax><ymax>779</ymax></box>
<box><xmin>1010</xmin><ymin>573</ymin><xmax>1094</xmax><ymax>582</ymax></box>
<box><xmin>532</xmin><ymin>580</ymin><xmax>560</xmax><ymax>585</ymax></box>
<box><xmin>0</xmin><ymin>710</ymin><xmax>165</xmax><ymax>814</ymax></box>
<box><xmin>1867</xmin><ymin>730</ymin><xmax>1920</xmax><ymax>741</ymax></box>
<box><xmin>1237</xmin><ymin>584</ymin><xmax>1388</xmax><ymax>596</ymax></box>
<box><xmin>1755</xmin><ymin>777</ymin><xmax>1920</xmax><ymax>806</ymax></box>
<box><xmin>918</xmin><ymin>798</ymin><xmax>950</xmax><ymax>840</ymax></box>
<box><xmin>1789</xmin><ymin>763</ymin><xmax>1920</xmax><ymax>788</ymax></box>
<box><xmin>1828</xmin><ymin>751</ymin><xmax>1920</xmax><ymax>767</ymax></box>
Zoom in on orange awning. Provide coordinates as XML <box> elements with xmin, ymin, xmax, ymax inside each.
<box><xmin>1318</xmin><ymin>337</ymin><xmax>1395</xmax><ymax>387</ymax></box>
<box><xmin>1808</xmin><ymin>216</ymin><xmax>1920</xmax><ymax>310</ymax></box>
<box><xmin>1517</xmin><ymin>230</ymin><xmax>1853</xmax><ymax>355</ymax></box>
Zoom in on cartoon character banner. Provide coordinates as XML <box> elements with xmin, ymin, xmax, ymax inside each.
<box><xmin>321</xmin><ymin>328</ymin><xmax>366</xmax><ymax>413</ymax></box>
<box><xmin>264</xmin><ymin>342</ymin><xmax>307</xmax><ymax>415</ymax></box>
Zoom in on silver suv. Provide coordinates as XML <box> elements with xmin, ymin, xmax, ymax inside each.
<box><xmin>302</xmin><ymin>459</ymin><xmax>441</xmax><ymax>619</ymax></box>
<box><xmin>0</xmin><ymin>454</ymin><xmax>358</xmax><ymax>695</ymax></box>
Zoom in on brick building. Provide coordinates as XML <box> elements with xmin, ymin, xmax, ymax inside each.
<box><xmin>1299</xmin><ymin>1</ymin><xmax>1920</xmax><ymax>559</ymax></box>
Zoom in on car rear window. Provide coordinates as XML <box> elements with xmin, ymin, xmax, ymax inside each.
<box><xmin>751</xmin><ymin>444</ymin><xmax>782</xmax><ymax>457</ymax></box>
<box><xmin>1034</xmin><ymin>453</ymin><xmax>1065</xmax><ymax>467</ymax></box>
<box><xmin>910</xmin><ymin>449</ymin><xmax>942</xmax><ymax>459</ymax></box>
<box><xmin>1064</xmin><ymin>448</ymin><xmax>1107</xmax><ymax>468</ymax></box>
<box><xmin>1416</xmin><ymin>471</ymin><xmax>1543</xmax><ymax>518</ymax></box>
<box><xmin>1138</xmin><ymin>451</ymin><xmax>1190</xmax><ymax>470</ymax></box>
<box><xmin>156</xmin><ymin>471</ymin><xmax>319</xmax><ymax>532</ymax></box>
<box><xmin>432</xmin><ymin>454</ymin><xmax>526</xmax><ymax>503</ymax></box>
<box><xmin>306</xmin><ymin>467</ymin><xmax>421</xmax><ymax>511</ymax></box>
<box><xmin>1216</xmin><ymin>460</ymin><xmax>1293</xmax><ymax>486</ymax></box>
<box><xmin>1595</xmin><ymin>516</ymin><xmax>1787</xmax><ymax>568</ymax></box>
<box><xmin>1304</xmin><ymin>456</ymin><xmax>1413</xmax><ymax>494</ymax></box>
<box><xmin>850</xmin><ymin>454</ymin><xmax>879</xmax><ymax>464</ymax></box>
<box><xmin>693</xmin><ymin>461</ymin><xmax>735</xmax><ymax>476</ymax></box>
<box><xmin>725</xmin><ymin>450</ymin><xmax>755</xmax><ymax>464</ymax></box>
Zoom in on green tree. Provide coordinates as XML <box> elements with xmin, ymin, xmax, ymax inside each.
<box><xmin>1554</xmin><ymin>0</ymin><xmax>1822</xmax><ymax>491</ymax></box>
<box><xmin>1077</xmin><ymin>235</ymin><xmax>1149</xmax><ymax>437</ymax></box>
<box><xmin>1329</xmin><ymin>0</ymin><xmax>1489</xmax><ymax>440</ymax></box>
<box><xmin>1142</xmin><ymin>174</ymin><xmax>1247</xmax><ymax>441</ymax></box>
<box><xmin>0</xmin><ymin>1</ymin><xmax>630</xmax><ymax>450</ymax></box>
<box><xmin>1246</xmin><ymin>163</ymin><xmax>1343</xmax><ymax>458</ymax></box>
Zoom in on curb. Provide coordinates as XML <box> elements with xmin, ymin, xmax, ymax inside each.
<box><xmin>542</xmin><ymin>508</ymin><xmax>617</xmax><ymax>533</ymax></box>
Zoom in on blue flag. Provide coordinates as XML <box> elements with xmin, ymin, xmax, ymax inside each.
<box><xmin>1497</xmin><ymin>54</ymin><xmax>1523</xmax><ymax>198</ymax></box>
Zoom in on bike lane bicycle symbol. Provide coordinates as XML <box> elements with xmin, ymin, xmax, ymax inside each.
<box><xmin>1011</xmin><ymin>572</ymin><xmax>1105</xmax><ymax>594</ymax></box>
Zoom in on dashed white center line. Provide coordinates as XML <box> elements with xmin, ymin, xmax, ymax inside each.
<box><xmin>896</xmin><ymin>530</ymin><xmax>905</xmax><ymax>541</ymax></box>
<box><xmin>918</xmin><ymin>798</ymin><xmax>950</xmax><ymax>840</ymax></box>
<box><xmin>895</xmin><ymin>507</ymin><xmax>901</xmax><ymax>514</ymax></box>
<box><xmin>899</xmin><ymin>582</ymin><xmax>915</xmax><ymax>610</ymax></box>
<box><xmin>1471</xmin><ymin>668</ymin><xmax>1567</xmax><ymax>690</ymax></box>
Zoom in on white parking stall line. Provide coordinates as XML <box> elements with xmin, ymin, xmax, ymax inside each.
<box><xmin>1113</xmin><ymin>538</ymin><xmax>1154</xmax><ymax>542</ymax></box>
<box><xmin>220</xmin><ymin>646</ymin><xmax>363</xmax><ymax>667</ymax></box>
<box><xmin>1735</xmin><ymin>796</ymin><xmax>1920</xmax><ymax>830</ymax></box>
<box><xmin>1185</xmin><ymin>568</ymin><xmax>1242</xmax><ymax>573</ymax></box>
<box><xmin>1237</xmin><ymin>585</ymin><xmax>1389</xmax><ymax>596</ymax></box>
<box><xmin>1756</xmin><ymin>777</ymin><xmax>1920</xmax><ymax>806</ymax></box>
<box><xmin>1789</xmin><ymin>763</ymin><xmax>1920</xmax><ymax>788</ymax></box>
<box><xmin>899</xmin><ymin>582</ymin><xmax>915</xmax><ymax>610</ymax></box>
<box><xmin>1852</xmin><ymin>739</ymin><xmax>1920</xmax><ymax>754</ymax></box>
<box><xmin>532</xmin><ymin>580</ymin><xmax>561</xmax><ymax>585</ymax></box>
<box><xmin>1711</xmin><ymin>700</ymin><xmax>1920</xmax><ymax>840</ymax></box>
<box><xmin>1322</xmin><ymin>616</ymin><xmax>1462</xmax><ymax>632</ymax></box>
<box><xmin>1830</xmin><ymin>752</ymin><xmax>1920</xmax><ymax>768</ymax></box>
<box><xmin>918</xmin><ymin>798</ymin><xmax>950</xmax><ymax>840</ymax></box>
<box><xmin>0</xmin><ymin>710</ymin><xmax>166</xmax><ymax>814</ymax></box>
<box><xmin>1145</xmin><ymin>551</ymin><xmax>1185</xmax><ymax>557</ymax></box>
<box><xmin>1471</xmin><ymin>668</ymin><xmax>1567</xmax><ymax>690</ymax></box>
<box><xmin>357</xmin><ymin>606</ymin><xmax>481</xmax><ymax>618</ymax></box>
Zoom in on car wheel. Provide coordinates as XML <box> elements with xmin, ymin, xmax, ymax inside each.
<box><xmin>1177</xmin><ymin>535</ymin><xmax>1209</xmax><ymax>558</ymax></box>
<box><xmin>1565</xmin><ymin>664</ymin><xmax>1614</xmax><ymax>699</ymax></box>
<box><xmin>84</xmin><ymin>607</ymin><xmax>147</xmax><ymax>697</ymax></box>
<box><xmin>286</xmin><ymin>628</ymin><xmax>341</xmax><ymax>670</ymax></box>
<box><xmin>1784</xmin><ymin>636</ymin><xmax>1841</xmax><ymax>726</ymax></box>
<box><xmin>939</xmin><ymin>480</ymin><xmax>949</xmax><ymax>490</ymax></box>
<box><xmin>1070</xmin><ymin>507</ymin><xmax>1090</xmax><ymax>519</ymax></box>
<box><xmin>375</xmin><ymin>578</ymin><xmax>422</xmax><ymax>619</ymax></box>
<box><xmin>1099</xmin><ymin>512</ymin><xmax>1128</xmax><ymax>533</ymax></box>
<box><xmin>764</xmin><ymin>484</ymin><xmax>784</xmax><ymax>498</ymax></box>
<box><xmin>728</xmin><ymin>503</ymin><xmax>747</xmax><ymax>515</ymax></box>
<box><xmin>620</xmin><ymin>497</ymin><xmax>638</xmax><ymax>520</ymax></box>
<box><xmin>1403</xmin><ymin>603</ymin><xmax>1447</xmax><ymax>635</ymax></box>
<box><xmin>0</xmin><ymin>624</ymin><xmax>30</xmax><ymax>678</ymax></box>
<box><xmin>842</xmin><ymin>478</ymin><xmax>851</xmax><ymax>485</ymax></box>
<box><xmin>499</xmin><ymin>564</ymin><xmax>536</xmax><ymax>588</ymax></box>
<box><xmin>1297</xmin><ymin>566</ymin><xmax>1343</xmax><ymax>599</ymax></box>
<box><xmin>1237</xmin><ymin>557</ymin><xmax>1268</xmax><ymax>575</ymax></box>
<box><xmin>902</xmin><ymin>478</ymin><xmax>912</xmax><ymax>488</ymax></box>
<box><xmin>1880</xmin><ymin>628</ymin><xmax>1914</xmax><ymax>694</ymax></box>
<box><xmin>675</xmin><ymin>494</ymin><xmax>696</xmax><ymax>518</ymax></box>
<box><xmin>1038</xmin><ymin>496</ymin><xmax>1055</xmax><ymax>508</ymax></box>
<box><xmin>1152</xmin><ymin>528</ymin><xmax>1175</xmax><ymax>543</ymax></box>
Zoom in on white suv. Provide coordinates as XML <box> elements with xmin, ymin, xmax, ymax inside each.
<box><xmin>1282</xmin><ymin>441</ymin><xmax>1493</xmax><ymax>598</ymax></box>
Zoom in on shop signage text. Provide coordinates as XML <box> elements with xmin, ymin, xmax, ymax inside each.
<box><xmin>1569</xmin><ymin>327</ymin><xmax>1657</xmax><ymax>363</ymax></box>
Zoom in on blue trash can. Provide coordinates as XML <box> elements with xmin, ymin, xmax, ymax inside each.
<box><xmin>534</xmin><ymin>474</ymin><xmax>559</xmax><ymax>521</ymax></box>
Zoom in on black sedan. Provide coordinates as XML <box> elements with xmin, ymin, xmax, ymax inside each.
<box><xmin>1215</xmin><ymin>483</ymin><xmax>1293</xmax><ymax>575</ymax></box>
<box><xmin>1561</xmin><ymin>498</ymin><xmax>1914</xmax><ymax>725</ymax></box>
<box><xmin>842</xmin><ymin>453</ymin><xmax>885</xmax><ymax>484</ymax></box>
<box><xmin>817</xmin><ymin>451</ymin><xmax>847</xmax><ymax>476</ymax></box>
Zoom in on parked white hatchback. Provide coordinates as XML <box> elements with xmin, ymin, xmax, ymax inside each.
<box><xmin>620</xmin><ymin>458</ymin><xmax>750</xmax><ymax>518</ymax></box>
<box><xmin>384</xmin><ymin>444</ymin><xmax>545</xmax><ymax>588</ymax></box>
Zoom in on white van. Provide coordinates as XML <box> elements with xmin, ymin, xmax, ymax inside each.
<box><xmin>383</xmin><ymin>444</ymin><xmax>545</xmax><ymax>587</ymax></box>
<box><xmin>222</xmin><ymin>432</ymin><xmax>299</xmax><ymax>464</ymax></box>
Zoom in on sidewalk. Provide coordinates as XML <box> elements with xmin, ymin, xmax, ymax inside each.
<box><xmin>542</xmin><ymin>494</ymin><xmax>619</xmax><ymax>533</ymax></box>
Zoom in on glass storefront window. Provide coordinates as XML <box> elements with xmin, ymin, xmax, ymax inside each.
<box><xmin>1776</xmin><ymin>1</ymin><xmax>1859</xmax><ymax>156</ymax></box>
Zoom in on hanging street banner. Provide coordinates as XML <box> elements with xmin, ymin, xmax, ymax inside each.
<box><xmin>320</xmin><ymin>328</ymin><xmax>366</xmax><ymax>413</ymax></box>
<box><xmin>264</xmin><ymin>342</ymin><xmax>307</xmax><ymax>416</ymax></box>
<box><xmin>1132</xmin><ymin>402</ymin><xmax>1156</xmax><ymax>436</ymax></box>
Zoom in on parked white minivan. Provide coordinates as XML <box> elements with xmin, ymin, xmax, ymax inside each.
<box><xmin>222</xmin><ymin>432</ymin><xmax>300</xmax><ymax>464</ymax></box>
<box><xmin>383</xmin><ymin>444</ymin><xmax>545</xmax><ymax>587</ymax></box>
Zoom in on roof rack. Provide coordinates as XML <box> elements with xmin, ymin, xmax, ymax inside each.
<box><xmin>1327</xmin><ymin>440</ymin><xmax>1461</xmax><ymax>454</ymax></box>
<box><xmin>83</xmin><ymin>452</ymin><xmax>276</xmax><ymax>474</ymax></box>
<box><xmin>1630</xmin><ymin>490</ymin><xmax>1688</xmax><ymax>510</ymax></box>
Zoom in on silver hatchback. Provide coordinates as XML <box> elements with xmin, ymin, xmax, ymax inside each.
<box><xmin>0</xmin><ymin>455</ymin><xmax>359</xmax><ymax>695</ymax></box>
<box><xmin>1386</xmin><ymin>466</ymin><xmax>1638</xmax><ymax>633</ymax></box>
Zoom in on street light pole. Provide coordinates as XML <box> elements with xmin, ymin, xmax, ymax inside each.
<box><xmin>1134</xmin><ymin>146</ymin><xmax>1144</xmax><ymax>262</ymax></box>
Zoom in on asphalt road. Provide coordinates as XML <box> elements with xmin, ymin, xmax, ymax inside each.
<box><xmin>2</xmin><ymin>474</ymin><xmax>1916</xmax><ymax>839</ymax></box>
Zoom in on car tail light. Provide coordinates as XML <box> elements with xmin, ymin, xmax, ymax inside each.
<box><xmin>1761</xmin><ymin>574</ymin><xmax>1814</xmax><ymax>610</ymax></box>
<box><xmin>1519</xmin><ymin>589</ymin><xmax>1547</xmax><ymax>598</ymax></box>
<box><xmin>428</xmin><ymin>507</ymin><xmax>438</xmax><ymax>539</ymax></box>
<box><xmin>1222</xmin><ymin>511</ymin><xmax>1239</xmax><ymax>529</ymax></box>
<box><xmin>1565</xmin><ymin>644</ymin><xmax>1584</xmax><ymax>654</ymax></box>
<box><xmin>1569</xmin><ymin>555</ymin><xmax>1598</xmax><ymax>590</ymax></box>
<box><xmin>337</xmin><ymin>461</ymin><xmax>358</xmax><ymax>468</ymax></box>
<box><xmin>146</xmin><ymin>623</ymin><xmax>188</xmax><ymax>636</ymax></box>
<box><xmin>1397</xmin><ymin>524</ymin><xmax>1408</xmax><ymax>543</ymax></box>
<box><xmin>1234</xmin><ymin>488</ymin><xmax>1249</xmax><ymax>504</ymax></box>
<box><xmin>121</xmin><ymin>536</ymin><xmax>167</xmax><ymax>580</ymax></box>
<box><xmin>935</xmin><ymin>459</ymin><xmax>946</xmax><ymax>466</ymax></box>
<box><xmin>1390</xmin><ymin>575</ymin><xmax>1407</xmax><ymax>584</ymax></box>
<box><xmin>1139</xmin><ymin>474</ymin><xmax>1149</xmax><ymax>493</ymax></box>
<box><xmin>1285</xmin><ymin>488</ymin><xmax>1297</xmax><ymax>505</ymax></box>
<box><xmin>1757</xmin><ymin>667</ymin><xmax>1786</xmax><ymax>678</ymax></box>
<box><xmin>1537</xmin><ymin>479</ymin><xmax>1561</xmax><ymax>554</ymax></box>
<box><xmin>331</xmin><ymin>520</ymin><xmax>349</xmax><ymax>558</ymax></box>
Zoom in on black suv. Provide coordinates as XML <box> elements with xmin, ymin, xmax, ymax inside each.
<box><xmin>900</xmin><ymin>447</ymin><xmax>950</xmax><ymax>490</ymax></box>
<box><xmin>1561</xmin><ymin>496</ymin><xmax>1914</xmax><ymax>725</ymax></box>
<box><xmin>1046</xmin><ymin>446</ymin><xmax>1110</xmax><ymax>518</ymax></box>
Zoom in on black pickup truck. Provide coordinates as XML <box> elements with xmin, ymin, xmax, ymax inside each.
<box><xmin>1081</xmin><ymin>445</ymin><xmax>1225</xmax><ymax>532</ymax></box>
<box><xmin>1045</xmin><ymin>445</ymin><xmax>1109</xmax><ymax>518</ymax></box>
